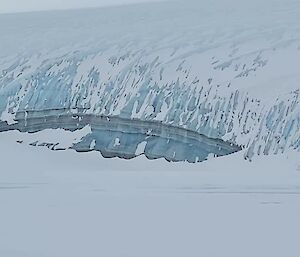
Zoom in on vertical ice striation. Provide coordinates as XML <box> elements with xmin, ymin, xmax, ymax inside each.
<box><xmin>0</xmin><ymin>0</ymin><xmax>300</xmax><ymax>161</ymax></box>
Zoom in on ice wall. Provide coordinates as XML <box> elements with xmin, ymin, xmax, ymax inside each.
<box><xmin>0</xmin><ymin>0</ymin><xmax>300</xmax><ymax>160</ymax></box>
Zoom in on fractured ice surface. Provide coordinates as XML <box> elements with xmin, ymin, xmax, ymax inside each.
<box><xmin>0</xmin><ymin>0</ymin><xmax>300</xmax><ymax>161</ymax></box>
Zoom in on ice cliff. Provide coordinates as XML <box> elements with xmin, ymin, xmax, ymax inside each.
<box><xmin>0</xmin><ymin>0</ymin><xmax>300</xmax><ymax>161</ymax></box>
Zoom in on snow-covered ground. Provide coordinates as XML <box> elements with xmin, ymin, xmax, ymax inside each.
<box><xmin>1</xmin><ymin>0</ymin><xmax>300</xmax><ymax>256</ymax></box>
<box><xmin>1</xmin><ymin>130</ymin><xmax>300</xmax><ymax>257</ymax></box>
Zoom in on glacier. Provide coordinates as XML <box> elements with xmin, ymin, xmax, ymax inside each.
<box><xmin>0</xmin><ymin>0</ymin><xmax>300</xmax><ymax>162</ymax></box>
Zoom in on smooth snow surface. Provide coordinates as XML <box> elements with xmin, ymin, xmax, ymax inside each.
<box><xmin>1</xmin><ymin>131</ymin><xmax>300</xmax><ymax>257</ymax></box>
<box><xmin>0</xmin><ymin>0</ymin><xmax>165</xmax><ymax>14</ymax></box>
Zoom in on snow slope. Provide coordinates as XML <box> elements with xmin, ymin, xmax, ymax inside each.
<box><xmin>1</xmin><ymin>0</ymin><xmax>300</xmax><ymax>161</ymax></box>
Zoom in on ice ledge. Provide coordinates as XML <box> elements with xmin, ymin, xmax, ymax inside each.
<box><xmin>0</xmin><ymin>109</ymin><xmax>241</xmax><ymax>163</ymax></box>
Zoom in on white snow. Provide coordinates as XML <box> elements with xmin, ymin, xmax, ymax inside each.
<box><xmin>0</xmin><ymin>0</ymin><xmax>300</xmax><ymax>256</ymax></box>
<box><xmin>135</xmin><ymin>140</ymin><xmax>147</xmax><ymax>155</ymax></box>
<box><xmin>6</xmin><ymin>126</ymin><xmax>92</xmax><ymax>149</ymax></box>
<box><xmin>113</xmin><ymin>137</ymin><xmax>121</xmax><ymax>147</ymax></box>
<box><xmin>90</xmin><ymin>139</ymin><xmax>96</xmax><ymax>149</ymax></box>
<box><xmin>1</xmin><ymin>0</ymin><xmax>300</xmax><ymax>157</ymax></box>
<box><xmin>0</xmin><ymin>130</ymin><xmax>300</xmax><ymax>257</ymax></box>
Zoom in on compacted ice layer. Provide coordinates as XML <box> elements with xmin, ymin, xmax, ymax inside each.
<box><xmin>0</xmin><ymin>109</ymin><xmax>241</xmax><ymax>163</ymax></box>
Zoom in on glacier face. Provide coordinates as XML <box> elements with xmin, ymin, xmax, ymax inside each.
<box><xmin>0</xmin><ymin>0</ymin><xmax>300</xmax><ymax>161</ymax></box>
<box><xmin>0</xmin><ymin>110</ymin><xmax>240</xmax><ymax>162</ymax></box>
